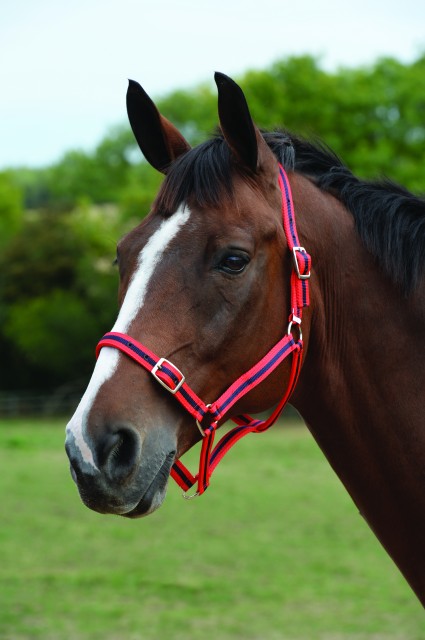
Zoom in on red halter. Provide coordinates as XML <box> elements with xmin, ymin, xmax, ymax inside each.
<box><xmin>96</xmin><ymin>165</ymin><xmax>311</xmax><ymax>498</ymax></box>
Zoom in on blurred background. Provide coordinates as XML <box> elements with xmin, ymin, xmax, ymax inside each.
<box><xmin>1</xmin><ymin>0</ymin><xmax>424</xmax><ymax>414</ymax></box>
<box><xmin>1</xmin><ymin>2</ymin><xmax>425</xmax><ymax>638</ymax></box>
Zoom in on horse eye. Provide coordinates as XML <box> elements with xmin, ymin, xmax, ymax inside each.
<box><xmin>219</xmin><ymin>254</ymin><xmax>249</xmax><ymax>274</ymax></box>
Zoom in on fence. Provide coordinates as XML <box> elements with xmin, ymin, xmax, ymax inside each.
<box><xmin>0</xmin><ymin>389</ymin><xmax>82</xmax><ymax>417</ymax></box>
<box><xmin>0</xmin><ymin>388</ymin><xmax>302</xmax><ymax>420</ymax></box>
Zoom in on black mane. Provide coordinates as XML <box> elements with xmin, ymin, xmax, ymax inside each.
<box><xmin>289</xmin><ymin>134</ymin><xmax>425</xmax><ymax>295</ymax></box>
<box><xmin>155</xmin><ymin>130</ymin><xmax>425</xmax><ymax>294</ymax></box>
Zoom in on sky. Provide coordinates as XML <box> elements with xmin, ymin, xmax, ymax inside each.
<box><xmin>1</xmin><ymin>0</ymin><xmax>424</xmax><ymax>169</ymax></box>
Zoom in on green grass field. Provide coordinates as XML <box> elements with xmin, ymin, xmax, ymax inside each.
<box><xmin>0</xmin><ymin>418</ymin><xmax>423</xmax><ymax>639</ymax></box>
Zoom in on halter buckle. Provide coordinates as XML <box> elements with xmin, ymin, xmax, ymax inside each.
<box><xmin>292</xmin><ymin>246</ymin><xmax>311</xmax><ymax>280</ymax></box>
<box><xmin>151</xmin><ymin>358</ymin><xmax>185</xmax><ymax>394</ymax></box>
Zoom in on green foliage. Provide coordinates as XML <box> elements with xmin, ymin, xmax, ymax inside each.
<box><xmin>157</xmin><ymin>83</ymin><xmax>217</xmax><ymax>144</ymax></box>
<box><xmin>1</xmin><ymin>212</ymin><xmax>83</xmax><ymax>301</ymax></box>
<box><xmin>4</xmin><ymin>291</ymin><xmax>100</xmax><ymax>377</ymax></box>
<box><xmin>1</xmin><ymin>53</ymin><xmax>425</xmax><ymax>392</ymax></box>
<box><xmin>239</xmin><ymin>54</ymin><xmax>425</xmax><ymax>191</ymax></box>
<box><xmin>118</xmin><ymin>162</ymin><xmax>164</xmax><ymax>224</ymax></box>
<box><xmin>0</xmin><ymin>171</ymin><xmax>24</xmax><ymax>249</ymax></box>
<box><xmin>0</xmin><ymin>209</ymin><xmax>118</xmax><ymax>390</ymax></box>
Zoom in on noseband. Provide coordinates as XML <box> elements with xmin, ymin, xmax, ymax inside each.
<box><xmin>96</xmin><ymin>165</ymin><xmax>311</xmax><ymax>498</ymax></box>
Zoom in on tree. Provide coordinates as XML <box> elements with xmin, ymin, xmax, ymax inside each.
<box><xmin>0</xmin><ymin>171</ymin><xmax>23</xmax><ymax>250</ymax></box>
<box><xmin>4</xmin><ymin>291</ymin><xmax>100</xmax><ymax>379</ymax></box>
<box><xmin>2</xmin><ymin>53</ymin><xmax>425</xmax><ymax>393</ymax></box>
<box><xmin>0</xmin><ymin>208</ymin><xmax>118</xmax><ymax>390</ymax></box>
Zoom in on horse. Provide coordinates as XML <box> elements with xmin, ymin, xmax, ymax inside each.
<box><xmin>65</xmin><ymin>72</ymin><xmax>425</xmax><ymax>605</ymax></box>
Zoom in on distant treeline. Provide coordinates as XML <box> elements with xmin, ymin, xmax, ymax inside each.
<box><xmin>1</xmin><ymin>54</ymin><xmax>424</xmax><ymax>392</ymax></box>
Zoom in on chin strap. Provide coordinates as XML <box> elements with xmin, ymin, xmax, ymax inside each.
<box><xmin>96</xmin><ymin>165</ymin><xmax>311</xmax><ymax>498</ymax></box>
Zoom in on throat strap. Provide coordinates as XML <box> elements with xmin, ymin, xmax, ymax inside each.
<box><xmin>96</xmin><ymin>165</ymin><xmax>311</xmax><ymax>498</ymax></box>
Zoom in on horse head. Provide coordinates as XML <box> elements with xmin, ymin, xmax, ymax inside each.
<box><xmin>65</xmin><ymin>73</ymin><xmax>309</xmax><ymax>517</ymax></box>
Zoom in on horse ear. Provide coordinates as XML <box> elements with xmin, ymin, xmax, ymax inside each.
<box><xmin>214</xmin><ymin>72</ymin><xmax>262</xmax><ymax>172</ymax></box>
<box><xmin>126</xmin><ymin>79</ymin><xmax>191</xmax><ymax>174</ymax></box>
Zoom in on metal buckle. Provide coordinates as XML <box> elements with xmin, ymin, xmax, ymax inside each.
<box><xmin>292</xmin><ymin>246</ymin><xmax>311</xmax><ymax>280</ymax></box>
<box><xmin>151</xmin><ymin>358</ymin><xmax>185</xmax><ymax>394</ymax></box>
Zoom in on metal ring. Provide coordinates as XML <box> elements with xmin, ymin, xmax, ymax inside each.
<box><xmin>182</xmin><ymin>490</ymin><xmax>200</xmax><ymax>500</ymax></box>
<box><xmin>196</xmin><ymin>404</ymin><xmax>211</xmax><ymax>437</ymax></box>
<box><xmin>195</xmin><ymin>419</ymin><xmax>205</xmax><ymax>437</ymax></box>
<box><xmin>287</xmin><ymin>320</ymin><xmax>303</xmax><ymax>342</ymax></box>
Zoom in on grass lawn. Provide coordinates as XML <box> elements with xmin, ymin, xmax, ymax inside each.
<box><xmin>0</xmin><ymin>417</ymin><xmax>423</xmax><ymax>639</ymax></box>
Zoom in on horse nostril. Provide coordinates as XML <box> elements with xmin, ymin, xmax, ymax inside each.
<box><xmin>100</xmin><ymin>427</ymin><xmax>142</xmax><ymax>483</ymax></box>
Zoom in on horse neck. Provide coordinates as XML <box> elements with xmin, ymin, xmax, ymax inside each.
<box><xmin>289</xmin><ymin>173</ymin><xmax>425</xmax><ymax>605</ymax></box>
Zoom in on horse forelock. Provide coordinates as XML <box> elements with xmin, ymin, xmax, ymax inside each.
<box><xmin>153</xmin><ymin>130</ymin><xmax>296</xmax><ymax>216</ymax></box>
<box><xmin>154</xmin><ymin>136</ymin><xmax>233</xmax><ymax>215</ymax></box>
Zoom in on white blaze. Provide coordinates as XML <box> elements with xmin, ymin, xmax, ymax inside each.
<box><xmin>66</xmin><ymin>205</ymin><xmax>191</xmax><ymax>468</ymax></box>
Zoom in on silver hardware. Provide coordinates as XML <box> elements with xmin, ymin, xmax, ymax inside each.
<box><xmin>195</xmin><ymin>404</ymin><xmax>211</xmax><ymax>437</ymax></box>
<box><xmin>292</xmin><ymin>246</ymin><xmax>311</xmax><ymax>280</ymax></box>
<box><xmin>182</xmin><ymin>489</ymin><xmax>200</xmax><ymax>500</ymax></box>
<box><xmin>287</xmin><ymin>316</ymin><xmax>303</xmax><ymax>341</ymax></box>
<box><xmin>151</xmin><ymin>358</ymin><xmax>185</xmax><ymax>394</ymax></box>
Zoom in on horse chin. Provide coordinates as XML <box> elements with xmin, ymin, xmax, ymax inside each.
<box><xmin>122</xmin><ymin>485</ymin><xmax>167</xmax><ymax>518</ymax></box>
<box><xmin>71</xmin><ymin>449</ymin><xmax>174</xmax><ymax>518</ymax></box>
<box><xmin>117</xmin><ymin>450</ymin><xmax>175</xmax><ymax>518</ymax></box>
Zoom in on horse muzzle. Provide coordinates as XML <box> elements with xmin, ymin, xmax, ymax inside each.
<box><xmin>65</xmin><ymin>423</ymin><xmax>176</xmax><ymax>517</ymax></box>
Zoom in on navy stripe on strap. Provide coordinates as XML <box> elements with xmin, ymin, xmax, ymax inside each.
<box><xmin>158</xmin><ymin>363</ymin><xmax>181</xmax><ymax>386</ymax></box>
<box><xmin>178</xmin><ymin>387</ymin><xmax>207</xmax><ymax>417</ymax></box>
<box><xmin>105</xmin><ymin>334</ymin><xmax>157</xmax><ymax>367</ymax></box>
<box><xmin>279</xmin><ymin>167</ymin><xmax>298</xmax><ymax>246</ymax></box>
<box><xmin>210</xmin><ymin>425</ymin><xmax>248</xmax><ymax>465</ymax></box>
<box><xmin>217</xmin><ymin>339</ymin><xmax>295</xmax><ymax>415</ymax></box>
<box><xmin>172</xmin><ymin>462</ymin><xmax>194</xmax><ymax>486</ymax></box>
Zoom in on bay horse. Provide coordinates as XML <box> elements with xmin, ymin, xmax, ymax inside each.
<box><xmin>65</xmin><ymin>72</ymin><xmax>425</xmax><ymax>605</ymax></box>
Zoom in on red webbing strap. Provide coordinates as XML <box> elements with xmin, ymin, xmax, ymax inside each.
<box><xmin>170</xmin><ymin>460</ymin><xmax>197</xmax><ymax>491</ymax></box>
<box><xmin>171</xmin><ymin>342</ymin><xmax>303</xmax><ymax>495</ymax></box>
<box><xmin>209</xmin><ymin>333</ymin><xmax>298</xmax><ymax>421</ymax></box>
<box><xmin>95</xmin><ymin>331</ymin><xmax>300</xmax><ymax>495</ymax></box>
<box><xmin>278</xmin><ymin>165</ymin><xmax>311</xmax><ymax>317</ymax></box>
<box><xmin>210</xmin><ymin>348</ymin><xmax>302</xmax><ymax>473</ymax></box>
<box><xmin>170</xmin><ymin>426</ymin><xmax>217</xmax><ymax>495</ymax></box>
<box><xmin>232</xmin><ymin>342</ymin><xmax>303</xmax><ymax>434</ymax></box>
<box><xmin>96</xmin><ymin>332</ymin><xmax>212</xmax><ymax>424</ymax></box>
